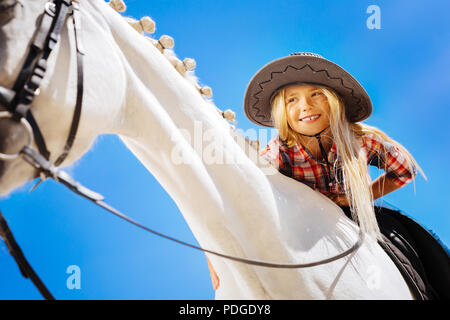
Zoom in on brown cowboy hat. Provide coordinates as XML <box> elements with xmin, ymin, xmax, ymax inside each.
<box><xmin>243</xmin><ymin>52</ymin><xmax>372</xmax><ymax>127</ymax></box>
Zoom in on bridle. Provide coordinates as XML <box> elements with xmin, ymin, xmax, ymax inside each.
<box><xmin>0</xmin><ymin>0</ymin><xmax>364</xmax><ymax>299</ymax></box>
<box><xmin>0</xmin><ymin>0</ymin><xmax>83</xmax><ymax>166</ymax></box>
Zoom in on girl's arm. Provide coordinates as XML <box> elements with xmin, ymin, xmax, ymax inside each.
<box><xmin>330</xmin><ymin>172</ymin><xmax>403</xmax><ymax>206</ymax></box>
<box><xmin>371</xmin><ymin>172</ymin><xmax>402</xmax><ymax>200</ymax></box>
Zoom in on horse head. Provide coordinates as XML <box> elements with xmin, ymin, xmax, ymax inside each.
<box><xmin>0</xmin><ymin>0</ymin><xmax>47</xmax><ymax>194</ymax></box>
<box><xmin>0</xmin><ymin>0</ymin><xmax>125</xmax><ymax>195</ymax></box>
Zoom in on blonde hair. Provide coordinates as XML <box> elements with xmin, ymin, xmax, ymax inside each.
<box><xmin>271</xmin><ymin>86</ymin><xmax>426</xmax><ymax>240</ymax></box>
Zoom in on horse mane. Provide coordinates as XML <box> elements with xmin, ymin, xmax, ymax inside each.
<box><xmin>105</xmin><ymin>0</ymin><xmax>259</xmax><ymax>148</ymax></box>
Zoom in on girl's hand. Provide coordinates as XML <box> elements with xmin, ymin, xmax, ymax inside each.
<box><xmin>206</xmin><ymin>256</ymin><xmax>220</xmax><ymax>290</ymax></box>
<box><xmin>329</xmin><ymin>194</ymin><xmax>350</xmax><ymax>206</ymax></box>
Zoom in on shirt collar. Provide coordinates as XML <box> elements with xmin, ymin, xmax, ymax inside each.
<box><xmin>277</xmin><ymin>136</ymin><xmax>338</xmax><ymax>162</ymax></box>
<box><xmin>293</xmin><ymin>141</ymin><xmax>338</xmax><ymax>163</ymax></box>
<box><xmin>294</xmin><ymin>142</ymin><xmax>310</xmax><ymax>161</ymax></box>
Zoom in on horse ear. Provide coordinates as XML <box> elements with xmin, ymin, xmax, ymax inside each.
<box><xmin>109</xmin><ymin>0</ymin><xmax>127</xmax><ymax>12</ymax></box>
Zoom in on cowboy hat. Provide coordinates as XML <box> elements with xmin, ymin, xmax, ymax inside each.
<box><xmin>243</xmin><ymin>52</ymin><xmax>372</xmax><ymax>127</ymax></box>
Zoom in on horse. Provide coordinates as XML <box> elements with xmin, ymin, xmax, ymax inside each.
<box><xmin>0</xmin><ymin>0</ymin><xmax>414</xmax><ymax>299</ymax></box>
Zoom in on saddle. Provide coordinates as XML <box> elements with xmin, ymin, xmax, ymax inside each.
<box><xmin>340</xmin><ymin>205</ymin><xmax>450</xmax><ymax>300</ymax></box>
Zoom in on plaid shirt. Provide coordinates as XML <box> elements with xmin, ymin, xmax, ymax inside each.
<box><xmin>260</xmin><ymin>133</ymin><xmax>416</xmax><ymax>196</ymax></box>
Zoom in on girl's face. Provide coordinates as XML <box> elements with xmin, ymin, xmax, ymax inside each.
<box><xmin>284</xmin><ymin>84</ymin><xmax>331</xmax><ymax>136</ymax></box>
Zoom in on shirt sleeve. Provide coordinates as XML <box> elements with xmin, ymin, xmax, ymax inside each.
<box><xmin>364</xmin><ymin>133</ymin><xmax>417</xmax><ymax>187</ymax></box>
<box><xmin>259</xmin><ymin>136</ymin><xmax>284</xmax><ymax>170</ymax></box>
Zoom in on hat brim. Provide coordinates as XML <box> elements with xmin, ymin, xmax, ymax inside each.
<box><xmin>243</xmin><ymin>54</ymin><xmax>372</xmax><ymax>127</ymax></box>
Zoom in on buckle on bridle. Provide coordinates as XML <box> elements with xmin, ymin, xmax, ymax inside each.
<box><xmin>44</xmin><ymin>2</ymin><xmax>56</xmax><ymax>17</ymax></box>
<box><xmin>0</xmin><ymin>111</ymin><xmax>34</xmax><ymax>161</ymax></box>
<box><xmin>23</xmin><ymin>83</ymin><xmax>41</xmax><ymax>97</ymax></box>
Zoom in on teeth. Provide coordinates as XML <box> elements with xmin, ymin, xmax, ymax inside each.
<box><xmin>301</xmin><ymin>115</ymin><xmax>319</xmax><ymax>121</ymax></box>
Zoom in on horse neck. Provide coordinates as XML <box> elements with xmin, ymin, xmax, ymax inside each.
<box><xmin>88</xmin><ymin>1</ymin><xmax>371</xmax><ymax>298</ymax></box>
<box><xmin>94</xmin><ymin>0</ymin><xmax>281</xmax><ymax>245</ymax></box>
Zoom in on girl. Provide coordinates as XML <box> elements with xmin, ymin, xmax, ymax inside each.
<box><xmin>207</xmin><ymin>52</ymin><xmax>426</xmax><ymax>291</ymax></box>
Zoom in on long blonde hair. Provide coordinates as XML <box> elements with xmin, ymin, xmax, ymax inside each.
<box><xmin>271</xmin><ymin>86</ymin><xmax>426</xmax><ymax>240</ymax></box>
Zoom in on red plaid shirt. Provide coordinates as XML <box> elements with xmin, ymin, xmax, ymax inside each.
<box><xmin>260</xmin><ymin>133</ymin><xmax>416</xmax><ymax>196</ymax></box>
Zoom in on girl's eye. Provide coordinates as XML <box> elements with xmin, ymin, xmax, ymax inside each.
<box><xmin>287</xmin><ymin>97</ymin><xmax>297</xmax><ymax>103</ymax></box>
<box><xmin>311</xmin><ymin>91</ymin><xmax>323</xmax><ymax>97</ymax></box>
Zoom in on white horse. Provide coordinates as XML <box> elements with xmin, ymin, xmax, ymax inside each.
<box><xmin>0</xmin><ymin>0</ymin><xmax>414</xmax><ymax>299</ymax></box>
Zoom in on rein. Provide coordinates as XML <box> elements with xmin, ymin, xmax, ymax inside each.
<box><xmin>0</xmin><ymin>0</ymin><xmax>364</xmax><ymax>299</ymax></box>
<box><xmin>17</xmin><ymin>144</ymin><xmax>365</xmax><ymax>270</ymax></box>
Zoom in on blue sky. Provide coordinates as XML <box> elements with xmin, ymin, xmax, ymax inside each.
<box><xmin>0</xmin><ymin>0</ymin><xmax>449</xmax><ymax>299</ymax></box>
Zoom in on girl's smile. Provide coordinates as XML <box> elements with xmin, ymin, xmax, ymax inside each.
<box><xmin>299</xmin><ymin>114</ymin><xmax>321</xmax><ymax>123</ymax></box>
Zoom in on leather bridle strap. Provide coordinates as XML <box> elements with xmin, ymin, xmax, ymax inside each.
<box><xmin>8</xmin><ymin>0</ymin><xmax>73</xmax><ymax>160</ymax></box>
<box><xmin>0</xmin><ymin>211</ymin><xmax>55</xmax><ymax>300</ymax></box>
<box><xmin>1</xmin><ymin>0</ymin><xmax>83</xmax><ymax>167</ymax></box>
<box><xmin>54</xmin><ymin>0</ymin><xmax>84</xmax><ymax>166</ymax></box>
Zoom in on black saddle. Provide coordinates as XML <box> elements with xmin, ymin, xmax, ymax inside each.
<box><xmin>339</xmin><ymin>205</ymin><xmax>450</xmax><ymax>300</ymax></box>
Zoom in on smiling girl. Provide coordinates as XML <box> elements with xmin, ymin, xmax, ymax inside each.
<box><xmin>263</xmin><ymin>83</ymin><xmax>422</xmax><ymax>231</ymax></box>
<box><xmin>244</xmin><ymin>52</ymin><xmax>425</xmax><ymax>241</ymax></box>
<box><xmin>207</xmin><ymin>52</ymin><xmax>430</xmax><ymax>292</ymax></box>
